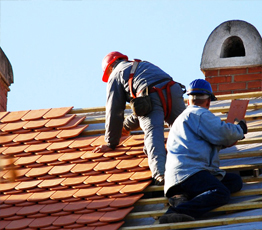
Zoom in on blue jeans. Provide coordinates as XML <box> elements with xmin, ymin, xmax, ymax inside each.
<box><xmin>166</xmin><ymin>170</ymin><xmax>243</xmax><ymax>218</ymax></box>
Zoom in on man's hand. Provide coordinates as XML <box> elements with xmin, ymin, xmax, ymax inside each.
<box><xmin>92</xmin><ymin>145</ymin><xmax>113</xmax><ymax>153</ymax></box>
<box><xmin>237</xmin><ymin>119</ymin><xmax>248</xmax><ymax>134</ymax></box>
<box><xmin>122</xmin><ymin>127</ymin><xmax>130</xmax><ymax>136</ymax></box>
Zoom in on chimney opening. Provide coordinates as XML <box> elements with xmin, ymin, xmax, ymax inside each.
<box><xmin>220</xmin><ymin>36</ymin><xmax>245</xmax><ymax>58</ymax></box>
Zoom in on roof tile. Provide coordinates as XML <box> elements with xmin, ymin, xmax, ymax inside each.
<box><xmin>27</xmin><ymin>190</ymin><xmax>56</xmax><ymax>202</ymax></box>
<box><xmin>73</xmin><ymin>187</ymin><xmax>102</xmax><ymax>198</ymax></box>
<box><xmin>42</xmin><ymin>107</ymin><xmax>73</xmax><ymax>119</ymax></box>
<box><xmin>1</xmin><ymin>110</ymin><xmax>30</xmax><ymax>123</ymax></box>
<box><xmin>5</xmin><ymin>218</ymin><xmax>34</xmax><ymax>230</ymax></box>
<box><xmin>15</xmin><ymin>180</ymin><xmax>42</xmax><ymax>190</ymax></box>
<box><xmin>21</xmin><ymin>109</ymin><xmax>51</xmax><ymax>121</ymax></box>
<box><xmin>63</xmin><ymin>200</ymin><xmax>92</xmax><ymax>212</ymax></box>
<box><xmin>34</xmin><ymin>130</ymin><xmax>62</xmax><ymax>141</ymax></box>
<box><xmin>57</xmin><ymin>115</ymin><xmax>86</xmax><ymax>129</ymax></box>
<box><xmin>120</xmin><ymin>180</ymin><xmax>151</xmax><ymax>194</ymax></box>
<box><xmin>47</xmin><ymin>140</ymin><xmax>74</xmax><ymax>151</ymax></box>
<box><xmin>50</xmin><ymin>189</ymin><xmax>78</xmax><ymax>200</ymax></box>
<box><xmin>76</xmin><ymin>212</ymin><xmax>105</xmax><ymax>224</ymax></box>
<box><xmin>96</xmin><ymin>185</ymin><xmax>125</xmax><ymax>196</ymax></box>
<box><xmin>0</xmin><ymin>134</ymin><xmax>18</xmax><ymax>145</ymax></box>
<box><xmin>39</xmin><ymin>202</ymin><xmax>68</xmax><ymax>214</ymax></box>
<box><xmin>16</xmin><ymin>204</ymin><xmax>45</xmax><ymax>216</ymax></box>
<box><xmin>0</xmin><ymin>206</ymin><xmax>22</xmax><ymax>218</ymax></box>
<box><xmin>99</xmin><ymin>207</ymin><xmax>133</xmax><ymax>222</ymax></box>
<box><xmin>52</xmin><ymin>214</ymin><xmax>82</xmax><ymax>226</ymax></box>
<box><xmin>25</xmin><ymin>165</ymin><xmax>53</xmax><ymax>178</ymax></box>
<box><xmin>28</xmin><ymin>216</ymin><xmax>58</xmax><ymax>229</ymax></box>
<box><xmin>48</xmin><ymin>164</ymin><xmax>75</xmax><ymax>176</ymax></box>
<box><xmin>1</xmin><ymin>121</ymin><xmax>28</xmax><ymax>132</ymax></box>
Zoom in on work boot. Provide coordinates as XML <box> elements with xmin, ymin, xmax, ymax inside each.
<box><xmin>154</xmin><ymin>175</ymin><xmax>164</xmax><ymax>185</ymax></box>
<box><xmin>168</xmin><ymin>194</ymin><xmax>188</xmax><ymax>207</ymax></box>
<box><xmin>159</xmin><ymin>213</ymin><xmax>195</xmax><ymax>224</ymax></box>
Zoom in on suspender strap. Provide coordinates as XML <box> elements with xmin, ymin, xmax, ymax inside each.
<box><xmin>128</xmin><ymin>59</ymin><xmax>141</xmax><ymax>98</ymax></box>
<box><xmin>150</xmin><ymin>80</ymin><xmax>176</xmax><ymax>120</ymax></box>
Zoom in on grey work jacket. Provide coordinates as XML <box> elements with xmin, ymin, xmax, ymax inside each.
<box><xmin>105</xmin><ymin>60</ymin><xmax>172</xmax><ymax>148</ymax></box>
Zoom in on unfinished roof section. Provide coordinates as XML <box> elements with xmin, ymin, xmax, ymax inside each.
<box><xmin>201</xmin><ymin>20</ymin><xmax>262</xmax><ymax>70</ymax></box>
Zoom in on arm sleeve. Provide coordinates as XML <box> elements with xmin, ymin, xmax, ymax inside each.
<box><xmin>123</xmin><ymin>114</ymin><xmax>140</xmax><ymax>131</ymax></box>
<box><xmin>105</xmin><ymin>75</ymin><xmax>127</xmax><ymax>149</ymax></box>
<box><xmin>197</xmin><ymin>111</ymin><xmax>244</xmax><ymax>147</ymax></box>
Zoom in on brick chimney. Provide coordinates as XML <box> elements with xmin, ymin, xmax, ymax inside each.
<box><xmin>200</xmin><ymin>20</ymin><xmax>262</xmax><ymax>95</ymax></box>
<box><xmin>0</xmin><ymin>47</ymin><xmax>13</xmax><ymax>111</ymax></box>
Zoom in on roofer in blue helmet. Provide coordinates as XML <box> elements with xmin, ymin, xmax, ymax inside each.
<box><xmin>159</xmin><ymin>79</ymin><xmax>248</xmax><ymax>223</ymax></box>
<box><xmin>92</xmin><ymin>51</ymin><xmax>186</xmax><ymax>185</ymax></box>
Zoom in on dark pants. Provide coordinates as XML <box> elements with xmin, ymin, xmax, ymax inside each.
<box><xmin>166</xmin><ymin>170</ymin><xmax>243</xmax><ymax>218</ymax></box>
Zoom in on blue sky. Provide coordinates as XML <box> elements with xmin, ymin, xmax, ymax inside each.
<box><xmin>1</xmin><ymin>0</ymin><xmax>262</xmax><ymax>112</ymax></box>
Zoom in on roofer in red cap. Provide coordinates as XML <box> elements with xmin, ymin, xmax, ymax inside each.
<box><xmin>159</xmin><ymin>79</ymin><xmax>247</xmax><ymax>223</ymax></box>
<box><xmin>93</xmin><ymin>51</ymin><xmax>186</xmax><ymax>185</ymax></box>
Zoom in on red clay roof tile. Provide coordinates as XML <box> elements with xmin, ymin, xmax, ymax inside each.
<box><xmin>120</xmin><ymin>180</ymin><xmax>151</xmax><ymax>194</ymax></box>
<box><xmin>50</xmin><ymin>189</ymin><xmax>78</xmax><ymax>200</ymax></box>
<box><xmin>84</xmin><ymin>174</ymin><xmax>112</xmax><ymax>185</ymax></box>
<box><xmin>76</xmin><ymin>212</ymin><xmax>105</xmax><ymax>224</ymax></box>
<box><xmin>1</xmin><ymin>121</ymin><xmax>28</xmax><ymax>132</ymax></box>
<box><xmin>0</xmin><ymin>134</ymin><xmax>18</xmax><ymax>145</ymax></box>
<box><xmin>34</xmin><ymin>130</ymin><xmax>62</xmax><ymax>141</ymax></box>
<box><xmin>39</xmin><ymin>202</ymin><xmax>68</xmax><ymax>214</ymax></box>
<box><xmin>116</xmin><ymin>158</ymin><xmax>144</xmax><ymax>170</ymax></box>
<box><xmin>0</xmin><ymin>111</ymin><xmax>9</xmax><ymax>120</ymax></box>
<box><xmin>63</xmin><ymin>200</ymin><xmax>92</xmax><ymax>212</ymax></box>
<box><xmin>48</xmin><ymin>164</ymin><xmax>75</xmax><ymax>176</ymax></box>
<box><xmin>71</xmin><ymin>162</ymin><xmax>98</xmax><ymax>174</ymax></box>
<box><xmin>45</xmin><ymin>114</ymin><xmax>76</xmax><ymax>128</ymax></box>
<box><xmin>28</xmin><ymin>216</ymin><xmax>58</xmax><ymax>229</ymax></box>
<box><xmin>107</xmin><ymin>172</ymin><xmax>134</xmax><ymax>183</ymax></box>
<box><xmin>96</xmin><ymin>185</ymin><xmax>125</xmax><ymax>196</ymax></box>
<box><xmin>56</xmin><ymin>124</ymin><xmax>88</xmax><ymax>139</ymax></box>
<box><xmin>23</xmin><ymin>119</ymin><xmax>49</xmax><ymax>130</ymax></box>
<box><xmin>47</xmin><ymin>140</ymin><xmax>74</xmax><ymax>151</ymax></box>
<box><xmin>15</xmin><ymin>179</ymin><xmax>42</xmax><ymax>190</ymax></box>
<box><xmin>93</xmin><ymin>160</ymin><xmax>121</xmax><ymax>172</ymax></box>
<box><xmin>21</xmin><ymin>108</ymin><xmax>51</xmax><ymax>121</ymax></box>
<box><xmin>4</xmin><ymin>193</ymin><xmax>33</xmax><ymax>205</ymax></box>
<box><xmin>100</xmin><ymin>207</ymin><xmax>133</xmax><ymax>222</ymax></box>
<box><xmin>25</xmin><ymin>165</ymin><xmax>53</xmax><ymax>178</ymax></box>
<box><xmin>24</xmin><ymin>142</ymin><xmax>51</xmax><ymax>153</ymax></box>
<box><xmin>69</xmin><ymin>136</ymin><xmax>98</xmax><ymax>149</ymax></box>
<box><xmin>1</xmin><ymin>110</ymin><xmax>30</xmax><ymax>123</ymax></box>
<box><xmin>42</xmin><ymin>107</ymin><xmax>73</xmax><ymax>119</ymax></box>
<box><xmin>16</xmin><ymin>204</ymin><xmax>45</xmax><ymax>216</ymax></box>
<box><xmin>0</xmin><ymin>206</ymin><xmax>22</xmax><ymax>218</ymax></box>
<box><xmin>52</xmin><ymin>213</ymin><xmax>82</xmax><ymax>226</ymax></box>
<box><xmin>73</xmin><ymin>187</ymin><xmax>102</xmax><ymax>198</ymax></box>
<box><xmin>14</xmin><ymin>155</ymin><xmax>41</xmax><ymax>166</ymax></box>
<box><xmin>57</xmin><ymin>115</ymin><xmax>86</xmax><ymax>129</ymax></box>
<box><xmin>5</xmin><ymin>218</ymin><xmax>34</xmax><ymax>230</ymax></box>
<box><xmin>58</xmin><ymin>151</ymin><xmax>86</xmax><ymax>162</ymax></box>
<box><xmin>27</xmin><ymin>190</ymin><xmax>56</xmax><ymax>202</ymax></box>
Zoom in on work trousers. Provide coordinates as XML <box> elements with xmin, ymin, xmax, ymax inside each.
<box><xmin>166</xmin><ymin>170</ymin><xmax>243</xmax><ymax>218</ymax></box>
<box><xmin>138</xmin><ymin>82</ymin><xmax>186</xmax><ymax>179</ymax></box>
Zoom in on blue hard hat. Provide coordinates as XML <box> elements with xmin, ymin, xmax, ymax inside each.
<box><xmin>187</xmin><ymin>79</ymin><xmax>217</xmax><ymax>101</ymax></box>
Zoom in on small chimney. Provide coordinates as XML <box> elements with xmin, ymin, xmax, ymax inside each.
<box><xmin>0</xmin><ymin>47</ymin><xmax>13</xmax><ymax>112</ymax></box>
<box><xmin>200</xmin><ymin>20</ymin><xmax>262</xmax><ymax>95</ymax></box>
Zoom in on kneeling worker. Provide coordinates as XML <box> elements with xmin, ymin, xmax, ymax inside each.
<box><xmin>160</xmin><ymin>79</ymin><xmax>247</xmax><ymax>223</ymax></box>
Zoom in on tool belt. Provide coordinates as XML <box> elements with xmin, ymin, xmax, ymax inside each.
<box><xmin>128</xmin><ymin>59</ymin><xmax>152</xmax><ymax>116</ymax></box>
